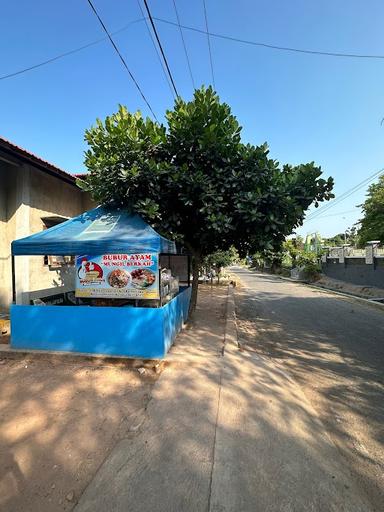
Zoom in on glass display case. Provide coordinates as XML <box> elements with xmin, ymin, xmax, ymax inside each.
<box><xmin>160</xmin><ymin>268</ymin><xmax>179</xmax><ymax>303</ymax></box>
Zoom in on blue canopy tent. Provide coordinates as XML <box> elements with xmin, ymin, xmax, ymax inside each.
<box><xmin>12</xmin><ymin>207</ymin><xmax>176</xmax><ymax>256</ymax></box>
<box><xmin>11</xmin><ymin>207</ymin><xmax>191</xmax><ymax>359</ymax></box>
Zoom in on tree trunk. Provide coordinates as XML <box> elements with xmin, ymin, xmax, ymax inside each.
<box><xmin>189</xmin><ymin>253</ymin><xmax>201</xmax><ymax>316</ymax></box>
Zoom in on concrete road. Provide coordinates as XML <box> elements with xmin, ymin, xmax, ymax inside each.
<box><xmin>232</xmin><ymin>266</ymin><xmax>384</xmax><ymax>511</ymax></box>
<box><xmin>75</xmin><ymin>285</ymin><xmax>377</xmax><ymax>512</ymax></box>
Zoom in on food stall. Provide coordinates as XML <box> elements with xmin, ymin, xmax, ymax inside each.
<box><xmin>10</xmin><ymin>207</ymin><xmax>191</xmax><ymax>359</ymax></box>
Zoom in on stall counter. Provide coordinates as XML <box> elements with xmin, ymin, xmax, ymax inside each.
<box><xmin>11</xmin><ymin>287</ymin><xmax>191</xmax><ymax>359</ymax></box>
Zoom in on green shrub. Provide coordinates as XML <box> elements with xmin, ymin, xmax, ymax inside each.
<box><xmin>296</xmin><ymin>253</ymin><xmax>321</xmax><ymax>280</ymax></box>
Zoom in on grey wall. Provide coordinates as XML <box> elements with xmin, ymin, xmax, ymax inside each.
<box><xmin>0</xmin><ymin>158</ymin><xmax>95</xmax><ymax>309</ymax></box>
<box><xmin>0</xmin><ymin>162</ymin><xmax>17</xmax><ymax>307</ymax></box>
<box><xmin>322</xmin><ymin>258</ymin><xmax>384</xmax><ymax>289</ymax></box>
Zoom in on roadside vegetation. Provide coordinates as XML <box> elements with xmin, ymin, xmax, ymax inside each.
<box><xmin>357</xmin><ymin>175</ymin><xmax>384</xmax><ymax>246</ymax></box>
<box><xmin>249</xmin><ymin>239</ymin><xmax>322</xmax><ymax>281</ymax></box>
<box><xmin>79</xmin><ymin>87</ymin><xmax>333</xmax><ymax>312</ymax></box>
<box><xmin>202</xmin><ymin>247</ymin><xmax>239</xmax><ymax>283</ymax></box>
<box><xmin>248</xmin><ymin>173</ymin><xmax>384</xmax><ymax>281</ymax></box>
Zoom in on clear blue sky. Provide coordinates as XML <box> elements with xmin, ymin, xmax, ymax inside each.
<box><xmin>1</xmin><ymin>0</ymin><xmax>383</xmax><ymax>237</ymax></box>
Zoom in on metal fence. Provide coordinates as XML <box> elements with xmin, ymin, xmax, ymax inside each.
<box><xmin>326</xmin><ymin>245</ymin><xmax>384</xmax><ymax>260</ymax></box>
<box><xmin>344</xmin><ymin>248</ymin><xmax>366</xmax><ymax>257</ymax></box>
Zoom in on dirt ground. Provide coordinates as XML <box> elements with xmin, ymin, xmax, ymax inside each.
<box><xmin>0</xmin><ymin>286</ymin><xmax>227</xmax><ymax>512</ymax></box>
<box><xmin>0</xmin><ymin>353</ymin><xmax>160</xmax><ymax>512</ymax></box>
<box><xmin>0</xmin><ymin>314</ymin><xmax>10</xmax><ymax>345</ymax></box>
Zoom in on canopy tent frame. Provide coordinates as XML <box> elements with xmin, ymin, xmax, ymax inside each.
<box><xmin>11</xmin><ymin>206</ymin><xmax>177</xmax><ymax>257</ymax></box>
<box><xmin>11</xmin><ymin>207</ymin><xmax>179</xmax><ymax>306</ymax></box>
<box><xmin>10</xmin><ymin>207</ymin><xmax>191</xmax><ymax>358</ymax></box>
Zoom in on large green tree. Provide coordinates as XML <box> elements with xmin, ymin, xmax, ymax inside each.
<box><xmin>358</xmin><ymin>175</ymin><xmax>384</xmax><ymax>246</ymax></box>
<box><xmin>81</xmin><ymin>87</ymin><xmax>333</xmax><ymax>312</ymax></box>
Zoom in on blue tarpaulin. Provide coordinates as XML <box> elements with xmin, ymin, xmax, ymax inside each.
<box><xmin>12</xmin><ymin>207</ymin><xmax>176</xmax><ymax>255</ymax></box>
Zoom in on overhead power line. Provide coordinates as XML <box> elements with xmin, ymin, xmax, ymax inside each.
<box><xmin>142</xmin><ymin>0</ymin><xmax>179</xmax><ymax>97</ymax></box>
<box><xmin>305</xmin><ymin>168</ymin><xmax>384</xmax><ymax>221</ymax></box>
<box><xmin>155</xmin><ymin>16</ymin><xmax>384</xmax><ymax>60</ymax></box>
<box><xmin>304</xmin><ymin>173</ymin><xmax>383</xmax><ymax>224</ymax></box>
<box><xmin>303</xmin><ymin>208</ymin><xmax>360</xmax><ymax>224</ymax></box>
<box><xmin>136</xmin><ymin>0</ymin><xmax>175</xmax><ymax>98</ymax></box>
<box><xmin>0</xmin><ymin>18</ymin><xmax>144</xmax><ymax>82</ymax></box>
<box><xmin>172</xmin><ymin>0</ymin><xmax>195</xmax><ymax>89</ymax></box>
<box><xmin>320</xmin><ymin>208</ymin><xmax>360</xmax><ymax>218</ymax></box>
<box><xmin>303</xmin><ymin>168</ymin><xmax>384</xmax><ymax>224</ymax></box>
<box><xmin>202</xmin><ymin>0</ymin><xmax>215</xmax><ymax>88</ymax></box>
<box><xmin>86</xmin><ymin>0</ymin><xmax>158</xmax><ymax>121</ymax></box>
<box><xmin>4</xmin><ymin>13</ymin><xmax>384</xmax><ymax>86</ymax></box>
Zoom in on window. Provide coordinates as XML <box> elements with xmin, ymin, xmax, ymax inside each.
<box><xmin>41</xmin><ymin>216</ymin><xmax>72</xmax><ymax>267</ymax></box>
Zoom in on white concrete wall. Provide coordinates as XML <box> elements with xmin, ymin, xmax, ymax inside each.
<box><xmin>0</xmin><ymin>164</ymin><xmax>11</xmax><ymax>307</ymax></box>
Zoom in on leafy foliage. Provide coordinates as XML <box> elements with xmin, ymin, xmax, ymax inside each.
<box><xmin>322</xmin><ymin>225</ymin><xmax>359</xmax><ymax>248</ymax></box>
<box><xmin>81</xmin><ymin>87</ymin><xmax>334</xmax><ymax>310</ymax></box>
<box><xmin>283</xmin><ymin>237</ymin><xmax>304</xmax><ymax>265</ymax></box>
<box><xmin>252</xmin><ymin>237</ymin><xmax>320</xmax><ymax>279</ymax></box>
<box><xmin>345</xmin><ymin>226</ymin><xmax>359</xmax><ymax>247</ymax></box>
<box><xmin>358</xmin><ymin>175</ymin><xmax>384</xmax><ymax>246</ymax></box>
<box><xmin>204</xmin><ymin>247</ymin><xmax>239</xmax><ymax>273</ymax></box>
<box><xmin>322</xmin><ymin>233</ymin><xmax>345</xmax><ymax>247</ymax></box>
<box><xmin>296</xmin><ymin>251</ymin><xmax>321</xmax><ymax>277</ymax></box>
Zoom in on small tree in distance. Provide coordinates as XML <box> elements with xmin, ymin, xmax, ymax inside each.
<box><xmin>204</xmin><ymin>248</ymin><xmax>239</xmax><ymax>283</ymax></box>
<box><xmin>80</xmin><ymin>87</ymin><xmax>334</xmax><ymax>313</ymax></box>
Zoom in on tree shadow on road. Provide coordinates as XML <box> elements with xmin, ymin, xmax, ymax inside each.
<box><xmin>74</xmin><ymin>285</ymin><xmax>377</xmax><ymax>512</ymax></box>
<box><xmin>1</xmin><ymin>281</ymin><xmax>382</xmax><ymax>512</ymax></box>
<box><xmin>234</xmin><ymin>274</ymin><xmax>384</xmax><ymax>510</ymax></box>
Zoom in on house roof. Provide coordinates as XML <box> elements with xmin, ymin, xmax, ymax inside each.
<box><xmin>0</xmin><ymin>136</ymin><xmax>77</xmax><ymax>186</ymax></box>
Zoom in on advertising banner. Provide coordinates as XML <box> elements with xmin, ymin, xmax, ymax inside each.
<box><xmin>75</xmin><ymin>253</ymin><xmax>159</xmax><ymax>299</ymax></box>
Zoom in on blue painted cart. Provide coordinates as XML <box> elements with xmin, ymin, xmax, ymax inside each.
<box><xmin>11</xmin><ymin>207</ymin><xmax>191</xmax><ymax>359</ymax></box>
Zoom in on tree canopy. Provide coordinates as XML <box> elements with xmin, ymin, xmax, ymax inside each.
<box><xmin>204</xmin><ymin>248</ymin><xmax>239</xmax><ymax>274</ymax></box>
<box><xmin>81</xmin><ymin>87</ymin><xmax>334</xmax><ymax>310</ymax></box>
<box><xmin>322</xmin><ymin>233</ymin><xmax>345</xmax><ymax>247</ymax></box>
<box><xmin>358</xmin><ymin>175</ymin><xmax>384</xmax><ymax>246</ymax></box>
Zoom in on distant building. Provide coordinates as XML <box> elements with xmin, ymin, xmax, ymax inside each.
<box><xmin>304</xmin><ymin>232</ymin><xmax>322</xmax><ymax>254</ymax></box>
<box><xmin>0</xmin><ymin>137</ymin><xmax>94</xmax><ymax>308</ymax></box>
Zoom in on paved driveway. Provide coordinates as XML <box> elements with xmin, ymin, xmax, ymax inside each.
<box><xmin>232</xmin><ymin>267</ymin><xmax>384</xmax><ymax>511</ymax></box>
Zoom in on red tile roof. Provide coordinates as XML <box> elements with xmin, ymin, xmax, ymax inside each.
<box><xmin>0</xmin><ymin>136</ymin><xmax>77</xmax><ymax>185</ymax></box>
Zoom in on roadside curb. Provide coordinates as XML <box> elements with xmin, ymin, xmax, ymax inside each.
<box><xmin>276</xmin><ymin>274</ymin><xmax>384</xmax><ymax>311</ymax></box>
<box><xmin>223</xmin><ymin>285</ymin><xmax>238</xmax><ymax>353</ymax></box>
<box><xmin>168</xmin><ymin>283</ymin><xmax>238</xmax><ymax>361</ymax></box>
<box><xmin>245</xmin><ymin>268</ymin><xmax>384</xmax><ymax>312</ymax></box>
